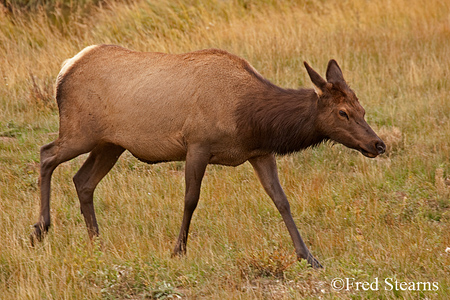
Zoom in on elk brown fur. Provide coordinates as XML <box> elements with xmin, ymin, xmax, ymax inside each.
<box><xmin>32</xmin><ymin>45</ymin><xmax>386</xmax><ymax>268</ymax></box>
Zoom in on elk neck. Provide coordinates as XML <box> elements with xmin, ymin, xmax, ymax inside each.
<box><xmin>236</xmin><ymin>84</ymin><xmax>327</xmax><ymax>155</ymax></box>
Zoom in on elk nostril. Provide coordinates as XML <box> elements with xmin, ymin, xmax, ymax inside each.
<box><xmin>376</xmin><ymin>141</ymin><xmax>386</xmax><ymax>154</ymax></box>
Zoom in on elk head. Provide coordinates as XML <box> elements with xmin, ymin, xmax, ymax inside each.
<box><xmin>304</xmin><ymin>60</ymin><xmax>386</xmax><ymax>158</ymax></box>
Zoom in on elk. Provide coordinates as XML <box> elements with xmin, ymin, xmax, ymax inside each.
<box><xmin>31</xmin><ymin>45</ymin><xmax>385</xmax><ymax>268</ymax></box>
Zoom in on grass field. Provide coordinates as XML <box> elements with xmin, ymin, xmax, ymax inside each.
<box><xmin>1</xmin><ymin>0</ymin><xmax>450</xmax><ymax>298</ymax></box>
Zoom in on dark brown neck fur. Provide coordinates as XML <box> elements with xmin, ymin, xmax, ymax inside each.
<box><xmin>236</xmin><ymin>83</ymin><xmax>327</xmax><ymax>155</ymax></box>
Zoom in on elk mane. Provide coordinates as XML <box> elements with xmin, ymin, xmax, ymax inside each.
<box><xmin>236</xmin><ymin>81</ymin><xmax>327</xmax><ymax>155</ymax></box>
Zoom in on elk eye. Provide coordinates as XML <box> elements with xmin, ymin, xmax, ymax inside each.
<box><xmin>339</xmin><ymin>110</ymin><xmax>349</xmax><ymax>119</ymax></box>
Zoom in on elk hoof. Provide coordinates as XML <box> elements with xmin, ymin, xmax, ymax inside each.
<box><xmin>29</xmin><ymin>223</ymin><xmax>49</xmax><ymax>246</ymax></box>
<box><xmin>171</xmin><ymin>250</ymin><xmax>187</xmax><ymax>258</ymax></box>
<box><xmin>304</xmin><ymin>253</ymin><xmax>323</xmax><ymax>269</ymax></box>
<box><xmin>171</xmin><ymin>245</ymin><xmax>187</xmax><ymax>258</ymax></box>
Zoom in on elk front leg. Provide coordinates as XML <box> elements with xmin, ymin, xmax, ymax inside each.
<box><xmin>249</xmin><ymin>154</ymin><xmax>323</xmax><ymax>269</ymax></box>
<box><xmin>172</xmin><ymin>145</ymin><xmax>209</xmax><ymax>257</ymax></box>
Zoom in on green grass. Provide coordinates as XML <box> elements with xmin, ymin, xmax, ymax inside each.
<box><xmin>1</xmin><ymin>0</ymin><xmax>450</xmax><ymax>298</ymax></box>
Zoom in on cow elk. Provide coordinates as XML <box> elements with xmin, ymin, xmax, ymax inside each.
<box><xmin>31</xmin><ymin>45</ymin><xmax>386</xmax><ymax>268</ymax></box>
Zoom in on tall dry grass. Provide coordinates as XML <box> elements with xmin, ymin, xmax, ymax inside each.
<box><xmin>1</xmin><ymin>0</ymin><xmax>450</xmax><ymax>299</ymax></box>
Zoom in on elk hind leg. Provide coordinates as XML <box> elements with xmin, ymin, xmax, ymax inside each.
<box><xmin>73</xmin><ymin>143</ymin><xmax>125</xmax><ymax>239</ymax></box>
<box><xmin>32</xmin><ymin>139</ymin><xmax>93</xmax><ymax>245</ymax></box>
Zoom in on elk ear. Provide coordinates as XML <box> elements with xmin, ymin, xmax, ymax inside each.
<box><xmin>304</xmin><ymin>61</ymin><xmax>328</xmax><ymax>97</ymax></box>
<box><xmin>326</xmin><ymin>59</ymin><xmax>344</xmax><ymax>83</ymax></box>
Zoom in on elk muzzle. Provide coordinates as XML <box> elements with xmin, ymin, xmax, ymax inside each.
<box><xmin>360</xmin><ymin>138</ymin><xmax>386</xmax><ymax>158</ymax></box>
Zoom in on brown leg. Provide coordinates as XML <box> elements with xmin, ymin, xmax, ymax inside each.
<box><xmin>31</xmin><ymin>139</ymin><xmax>93</xmax><ymax>245</ymax></box>
<box><xmin>249</xmin><ymin>154</ymin><xmax>322</xmax><ymax>269</ymax></box>
<box><xmin>172</xmin><ymin>145</ymin><xmax>210</xmax><ymax>256</ymax></box>
<box><xmin>73</xmin><ymin>143</ymin><xmax>125</xmax><ymax>239</ymax></box>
